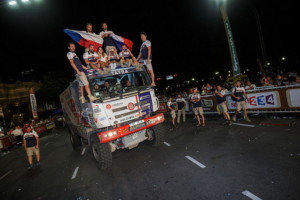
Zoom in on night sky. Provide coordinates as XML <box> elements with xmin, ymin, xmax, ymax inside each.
<box><xmin>0</xmin><ymin>0</ymin><xmax>298</xmax><ymax>82</ymax></box>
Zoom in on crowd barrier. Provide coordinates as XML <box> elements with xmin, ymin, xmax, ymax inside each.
<box><xmin>156</xmin><ymin>84</ymin><xmax>300</xmax><ymax>114</ymax></box>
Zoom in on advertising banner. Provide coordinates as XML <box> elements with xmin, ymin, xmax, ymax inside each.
<box><xmin>30</xmin><ymin>94</ymin><xmax>38</xmax><ymax>119</ymax></box>
<box><xmin>157</xmin><ymin>103</ymin><xmax>167</xmax><ymax>112</ymax></box>
<box><xmin>35</xmin><ymin>125</ymin><xmax>47</xmax><ymax>134</ymax></box>
<box><xmin>226</xmin><ymin>91</ymin><xmax>281</xmax><ymax>109</ymax></box>
<box><xmin>220</xmin><ymin>5</ymin><xmax>241</xmax><ymax>77</ymax></box>
<box><xmin>286</xmin><ymin>88</ymin><xmax>300</xmax><ymax>107</ymax></box>
<box><xmin>46</xmin><ymin>122</ymin><xmax>55</xmax><ymax>130</ymax></box>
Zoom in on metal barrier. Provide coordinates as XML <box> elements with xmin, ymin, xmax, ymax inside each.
<box><xmin>157</xmin><ymin>84</ymin><xmax>300</xmax><ymax>114</ymax></box>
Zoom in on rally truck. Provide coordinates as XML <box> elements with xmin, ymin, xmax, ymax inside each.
<box><xmin>59</xmin><ymin>66</ymin><xmax>165</xmax><ymax>169</ymax></box>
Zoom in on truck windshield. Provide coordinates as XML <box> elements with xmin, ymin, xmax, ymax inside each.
<box><xmin>89</xmin><ymin>71</ymin><xmax>151</xmax><ymax>99</ymax></box>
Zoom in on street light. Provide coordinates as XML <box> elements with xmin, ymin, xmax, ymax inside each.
<box><xmin>267</xmin><ymin>62</ymin><xmax>271</xmax><ymax>66</ymax></box>
<box><xmin>215</xmin><ymin>72</ymin><xmax>219</xmax><ymax>75</ymax></box>
<box><xmin>21</xmin><ymin>0</ymin><xmax>30</xmax><ymax>2</ymax></box>
<box><xmin>192</xmin><ymin>78</ymin><xmax>195</xmax><ymax>81</ymax></box>
<box><xmin>9</xmin><ymin>1</ymin><xmax>17</xmax><ymax>6</ymax></box>
<box><xmin>282</xmin><ymin>57</ymin><xmax>286</xmax><ymax>61</ymax></box>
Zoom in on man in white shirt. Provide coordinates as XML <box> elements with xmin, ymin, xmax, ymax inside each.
<box><xmin>85</xmin><ymin>23</ymin><xmax>96</xmax><ymax>52</ymax></box>
<box><xmin>176</xmin><ymin>94</ymin><xmax>186</xmax><ymax>124</ymax></box>
<box><xmin>83</xmin><ymin>44</ymin><xmax>102</xmax><ymax>74</ymax></box>
<box><xmin>245</xmin><ymin>81</ymin><xmax>256</xmax><ymax>90</ymax></box>
<box><xmin>99</xmin><ymin>22</ymin><xmax>116</xmax><ymax>54</ymax></box>
<box><xmin>136</xmin><ymin>32</ymin><xmax>155</xmax><ymax>86</ymax></box>
<box><xmin>190</xmin><ymin>88</ymin><xmax>205</xmax><ymax>126</ymax></box>
<box><xmin>67</xmin><ymin>43</ymin><xmax>99</xmax><ymax>103</ymax></box>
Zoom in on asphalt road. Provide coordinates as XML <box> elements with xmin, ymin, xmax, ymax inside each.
<box><xmin>1</xmin><ymin>115</ymin><xmax>300</xmax><ymax>200</ymax></box>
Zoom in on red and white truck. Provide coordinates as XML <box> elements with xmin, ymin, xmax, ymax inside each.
<box><xmin>60</xmin><ymin>66</ymin><xmax>165</xmax><ymax>169</ymax></box>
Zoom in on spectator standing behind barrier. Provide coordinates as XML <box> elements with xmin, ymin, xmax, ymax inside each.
<box><xmin>67</xmin><ymin>43</ymin><xmax>99</xmax><ymax>104</ymax></box>
<box><xmin>176</xmin><ymin>94</ymin><xmax>186</xmax><ymax>124</ymax></box>
<box><xmin>136</xmin><ymin>32</ymin><xmax>155</xmax><ymax>86</ymax></box>
<box><xmin>231</xmin><ymin>80</ymin><xmax>251</xmax><ymax>122</ymax></box>
<box><xmin>190</xmin><ymin>88</ymin><xmax>205</xmax><ymax>127</ymax></box>
<box><xmin>167</xmin><ymin>97</ymin><xmax>178</xmax><ymax>128</ymax></box>
<box><xmin>23</xmin><ymin>127</ymin><xmax>40</xmax><ymax>169</ymax></box>
<box><xmin>245</xmin><ymin>81</ymin><xmax>256</xmax><ymax>90</ymax></box>
<box><xmin>215</xmin><ymin>85</ymin><xmax>232</xmax><ymax>126</ymax></box>
<box><xmin>99</xmin><ymin>22</ymin><xmax>117</xmax><ymax>54</ymax></box>
<box><xmin>11</xmin><ymin>125</ymin><xmax>24</xmax><ymax>148</ymax></box>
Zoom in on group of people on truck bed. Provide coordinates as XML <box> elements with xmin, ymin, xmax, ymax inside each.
<box><xmin>67</xmin><ymin>22</ymin><xmax>155</xmax><ymax>104</ymax></box>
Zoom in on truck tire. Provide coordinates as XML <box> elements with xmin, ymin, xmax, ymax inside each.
<box><xmin>147</xmin><ymin>123</ymin><xmax>165</xmax><ymax>146</ymax></box>
<box><xmin>68</xmin><ymin>126</ymin><xmax>82</xmax><ymax>151</ymax></box>
<box><xmin>91</xmin><ymin>137</ymin><xmax>112</xmax><ymax>170</ymax></box>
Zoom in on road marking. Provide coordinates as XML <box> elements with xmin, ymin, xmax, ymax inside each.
<box><xmin>185</xmin><ymin>155</ymin><xmax>206</xmax><ymax>168</ymax></box>
<box><xmin>0</xmin><ymin>170</ymin><xmax>12</xmax><ymax>181</ymax></box>
<box><xmin>242</xmin><ymin>190</ymin><xmax>262</xmax><ymax>200</ymax></box>
<box><xmin>71</xmin><ymin>167</ymin><xmax>79</xmax><ymax>179</ymax></box>
<box><xmin>164</xmin><ymin>142</ymin><xmax>171</xmax><ymax>147</ymax></box>
<box><xmin>81</xmin><ymin>147</ymin><xmax>86</xmax><ymax>155</ymax></box>
<box><xmin>232</xmin><ymin>123</ymin><xmax>255</xmax><ymax>127</ymax></box>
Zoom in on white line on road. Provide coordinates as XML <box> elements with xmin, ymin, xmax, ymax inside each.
<box><xmin>242</xmin><ymin>190</ymin><xmax>262</xmax><ymax>200</ymax></box>
<box><xmin>81</xmin><ymin>147</ymin><xmax>86</xmax><ymax>155</ymax></box>
<box><xmin>164</xmin><ymin>142</ymin><xmax>171</xmax><ymax>147</ymax></box>
<box><xmin>185</xmin><ymin>155</ymin><xmax>206</xmax><ymax>168</ymax></box>
<box><xmin>0</xmin><ymin>170</ymin><xmax>12</xmax><ymax>181</ymax></box>
<box><xmin>232</xmin><ymin>123</ymin><xmax>255</xmax><ymax>128</ymax></box>
<box><xmin>71</xmin><ymin>167</ymin><xmax>79</xmax><ymax>179</ymax></box>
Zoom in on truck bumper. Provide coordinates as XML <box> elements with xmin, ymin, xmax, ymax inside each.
<box><xmin>97</xmin><ymin>113</ymin><xmax>165</xmax><ymax>143</ymax></box>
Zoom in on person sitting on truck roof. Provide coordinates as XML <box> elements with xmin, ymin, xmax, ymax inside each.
<box><xmin>108</xmin><ymin>48</ymin><xmax>120</xmax><ymax>70</ymax></box>
<box><xmin>83</xmin><ymin>44</ymin><xmax>102</xmax><ymax>74</ymax></box>
<box><xmin>67</xmin><ymin>43</ymin><xmax>99</xmax><ymax>104</ymax></box>
<box><xmin>119</xmin><ymin>44</ymin><xmax>133</xmax><ymax>68</ymax></box>
<box><xmin>97</xmin><ymin>47</ymin><xmax>109</xmax><ymax>69</ymax></box>
<box><xmin>99</xmin><ymin>22</ymin><xmax>117</xmax><ymax>54</ymax></box>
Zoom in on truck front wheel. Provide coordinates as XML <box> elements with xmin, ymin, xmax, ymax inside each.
<box><xmin>91</xmin><ymin>137</ymin><xmax>112</xmax><ymax>170</ymax></box>
<box><xmin>147</xmin><ymin>123</ymin><xmax>165</xmax><ymax>146</ymax></box>
<box><xmin>68</xmin><ymin>126</ymin><xmax>82</xmax><ymax>151</ymax></box>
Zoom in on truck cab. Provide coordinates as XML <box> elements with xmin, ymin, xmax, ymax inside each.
<box><xmin>60</xmin><ymin>66</ymin><xmax>165</xmax><ymax>169</ymax></box>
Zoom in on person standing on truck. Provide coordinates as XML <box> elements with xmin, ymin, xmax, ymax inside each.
<box><xmin>85</xmin><ymin>23</ymin><xmax>96</xmax><ymax>52</ymax></box>
<box><xmin>23</xmin><ymin>127</ymin><xmax>40</xmax><ymax>169</ymax></box>
<box><xmin>215</xmin><ymin>85</ymin><xmax>232</xmax><ymax>125</ymax></box>
<box><xmin>136</xmin><ymin>32</ymin><xmax>155</xmax><ymax>87</ymax></box>
<box><xmin>99</xmin><ymin>22</ymin><xmax>116</xmax><ymax>54</ymax></box>
<box><xmin>119</xmin><ymin>44</ymin><xmax>134</xmax><ymax>67</ymax></box>
<box><xmin>67</xmin><ymin>43</ymin><xmax>99</xmax><ymax>104</ymax></box>
<box><xmin>167</xmin><ymin>97</ymin><xmax>178</xmax><ymax>128</ymax></box>
<box><xmin>83</xmin><ymin>44</ymin><xmax>102</xmax><ymax>73</ymax></box>
<box><xmin>231</xmin><ymin>80</ymin><xmax>251</xmax><ymax>122</ymax></box>
<box><xmin>176</xmin><ymin>94</ymin><xmax>186</xmax><ymax>124</ymax></box>
<box><xmin>190</xmin><ymin>88</ymin><xmax>205</xmax><ymax>127</ymax></box>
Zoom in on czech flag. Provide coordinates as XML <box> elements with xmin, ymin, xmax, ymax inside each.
<box><xmin>64</xmin><ymin>29</ymin><xmax>103</xmax><ymax>50</ymax></box>
<box><xmin>111</xmin><ymin>34</ymin><xmax>133</xmax><ymax>51</ymax></box>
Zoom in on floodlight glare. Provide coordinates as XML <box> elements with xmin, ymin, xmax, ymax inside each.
<box><xmin>22</xmin><ymin>0</ymin><xmax>30</xmax><ymax>2</ymax></box>
<box><xmin>9</xmin><ymin>1</ymin><xmax>17</xmax><ymax>6</ymax></box>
